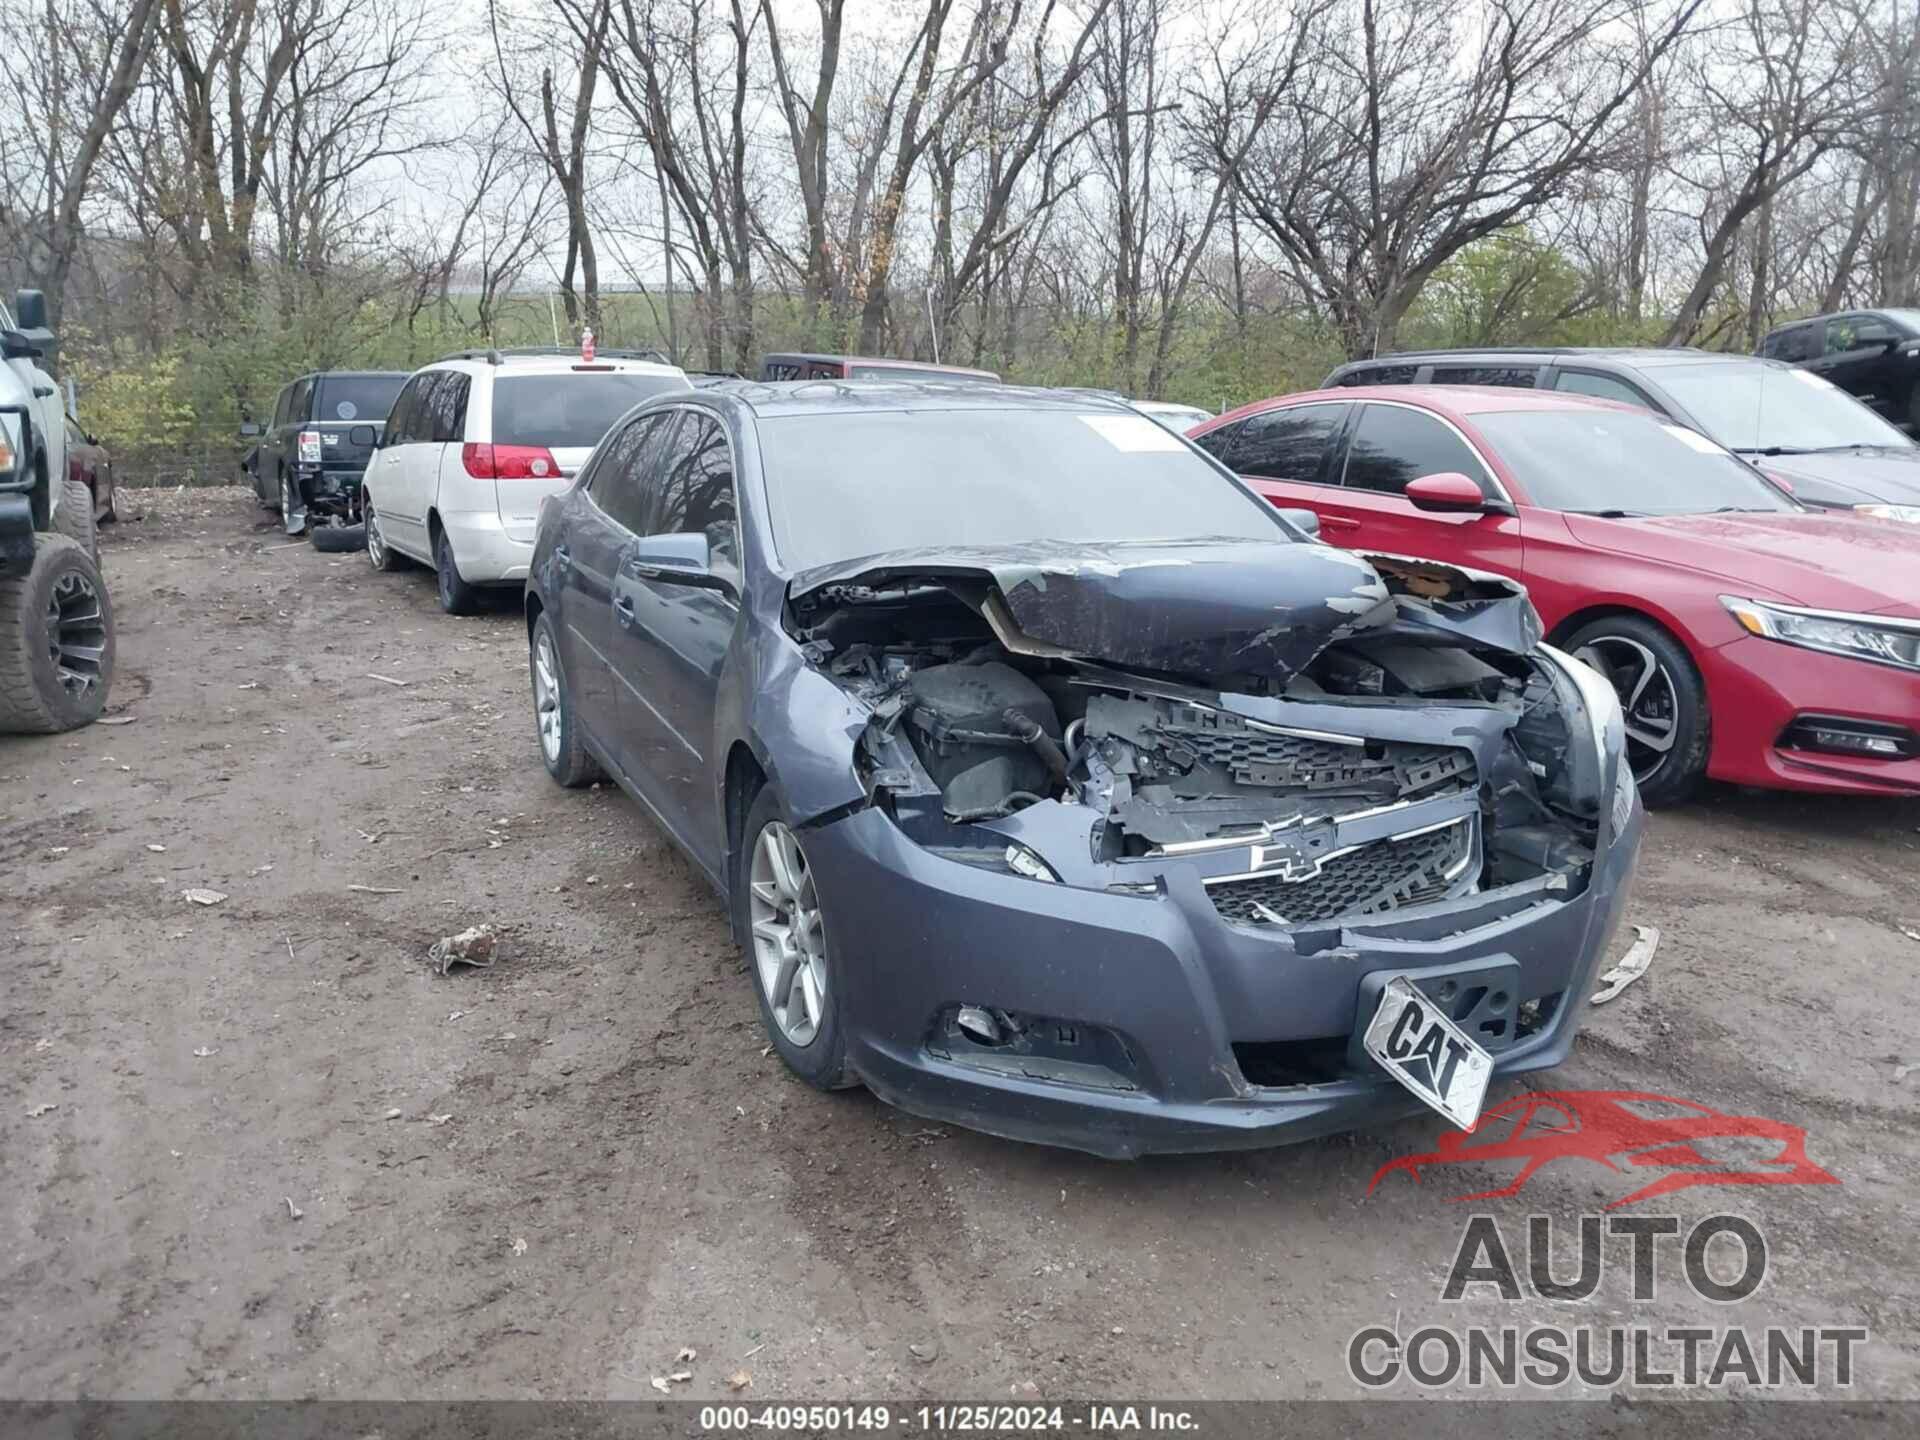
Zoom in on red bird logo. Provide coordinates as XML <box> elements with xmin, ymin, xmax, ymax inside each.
<box><xmin>1368</xmin><ymin>1090</ymin><xmax>1839</xmax><ymax>1210</ymax></box>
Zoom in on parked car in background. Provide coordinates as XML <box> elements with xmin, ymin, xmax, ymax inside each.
<box><xmin>757</xmin><ymin>352</ymin><xmax>1000</xmax><ymax>383</ymax></box>
<box><xmin>1761</xmin><ymin>309</ymin><xmax>1920</xmax><ymax>429</ymax></box>
<box><xmin>361</xmin><ymin>348</ymin><xmax>690</xmax><ymax>613</ymax></box>
<box><xmin>1327</xmin><ymin>346</ymin><xmax>1920</xmax><ymax>519</ymax></box>
<box><xmin>523</xmin><ymin>381</ymin><xmax>1640</xmax><ymax>1154</ymax></box>
<box><xmin>243</xmin><ymin>370</ymin><xmax>408</xmax><ymax>535</ymax></box>
<box><xmin>1192</xmin><ymin>385</ymin><xmax>1920</xmax><ymax>804</ymax></box>
<box><xmin>1132</xmin><ymin>399</ymin><xmax>1212</xmax><ymax>433</ymax></box>
<box><xmin>66</xmin><ymin>415</ymin><xmax>114</xmax><ymax>523</ymax></box>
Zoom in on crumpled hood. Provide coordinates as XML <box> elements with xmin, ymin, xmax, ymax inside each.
<box><xmin>789</xmin><ymin>538</ymin><xmax>1402</xmax><ymax>685</ymax></box>
<box><xmin>1563</xmin><ymin>510</ymin><xmax>1920</xmax><ymax>613</ymax></box>
<box><xmin>1755</xmin><ymin>446</ymin><xmax>1920</xmax><ymax>509</ymax></box>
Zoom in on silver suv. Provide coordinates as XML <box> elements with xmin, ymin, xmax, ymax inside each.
<box><xmin>0</xmin><ymin>287</ymin><xmax>114</xmax><ymax>732</ymax></box>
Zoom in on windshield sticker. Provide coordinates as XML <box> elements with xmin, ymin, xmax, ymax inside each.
<box><xmin>1660</xmin><ymin>424</ymin><xmax>1727</xmax><ymax>456</ymax></box>
<box><xmin>1079</xmin><ymin>413</ymin><xmax>1188</xmax><ymax>452</ymax></box>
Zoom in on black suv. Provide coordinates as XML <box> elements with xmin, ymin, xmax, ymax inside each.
<box><xmin>1325</xmin><ymin>347</ymin><xmax>1920</xmax><ymax>515</ymax></box>
<box><xmin>242</xmin><ymin>370</ymin><xmax>407</xmax><ymax>535</ymax></box>
<box><xmin>1759</xmin><ymin>310</ymin><xmax>1920</xmax><ymax>430</ymax></box>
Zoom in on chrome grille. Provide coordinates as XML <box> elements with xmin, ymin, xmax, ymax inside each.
<box><xmin>1206</xmin><ymin>818</ymin><xmax>1475</xmax><ymax>927</ymax></box>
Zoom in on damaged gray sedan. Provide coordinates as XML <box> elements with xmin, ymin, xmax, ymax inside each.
<box><xmin>524</xmin><ymin>383</ymin><xmax>1642</xmax><ymax>1156</ymax></box>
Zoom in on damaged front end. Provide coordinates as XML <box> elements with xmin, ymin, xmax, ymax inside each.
<box><xmin>780</xmin><ymin>539</ymin><xmax>1635</xmax><ymax>1148</ymax></box>
<box><xmin>788</xmin><ymin>542</ymin><xmax>1618</xmax><ymax>920</ymax></box>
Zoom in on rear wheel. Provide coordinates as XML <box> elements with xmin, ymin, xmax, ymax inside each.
<box><xmin>279</xmin><ymin>470</ymin><xmax>306</xmax><ymax>535</ymax></box>
<box><xmin>1564</xmin><ymin>614</ymin><xmax>1710</xmax><ymax>807</ymax></box>
<box><xmin>529</xmin><ymin>612</ymin><xmax>601</xmax><ymax>786</ymax></box>
<box><xmin>0</xmin><ymin>534</ymin><xmax>115</xmax><ymax>734</ymax></box>
<box><xmin>736</xmin><ymin>787</ymin><xmax>855</xmax><ymax>1091</ymax></box>
<box><xmin>434</xmin><ymin>527</ymin><xmax>479</xmax><ymax>615</ymax></box>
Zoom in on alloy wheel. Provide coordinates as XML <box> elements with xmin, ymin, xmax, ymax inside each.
<box><xmin>436</xmin><ymin>538</ymin><xmax>455</xmax><ymax>608</ymax></box>
<box><xmin>44</xmin><ymin>569</ymin><xmax>108</xmax><ymax>699</ymax></box>
<box><xmin>1573</xmin><ymin>635</ymin><xmax>1679</xmax><ymax>784</ymax></box>
<box><xmin>281</xmin><ymin>471</ymin><xmax>298</xmax><ymax>525</ymax></box>
<box><xmin>366</xmin><ymin>502</ymin><xmax>388</xmax><ymax>569</ymax></box>
<box><xmin>532</xmin><ymin>631</ymin><xmax>563</xmax><ymax>764</ymax></box>
<box><xmin>749</xmin><ymin>821</ymin><xmax>827</xmax><ymax>1047</ymax></box>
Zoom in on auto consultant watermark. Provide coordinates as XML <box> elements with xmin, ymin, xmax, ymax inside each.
<box><xmin>1350</xmin><ymin>1091</ymin><xmax>1860</xmax><ymax>1392</ymax></box>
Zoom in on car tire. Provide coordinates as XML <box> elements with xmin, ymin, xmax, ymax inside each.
<box><xmin>52</xmin><ymin>479</ymin><xmax>97</xmax><ymax>563</ymax></box>
<box><xmin>529</xmin><ymin>611</ymin><xmax>602</xmax><ymax>787</ymax></box>
<box><xmin>0</xmin><ymin>534</ymin><xmax>115</xmax><ymax>734</ymax></box>
<box><xmin>365</xmin><ymin>497</ymin><xmax>405</xmax><ymax>571</ymax></box>
<box><xmin>279</xmin><ymin>469</ymin><xmax>306</xmax><ymax>534</ymax></box>
<box><xmin>310</xmin><ymin>522</ymin><xmax>365</xmax><ymax>553</ymax></box>
<box><xmin>735</xmin><ymin>786</ymin><xmax>856</xmax><ymax>1092</ymax></box>
<box><xmin>100</xmin><ymin>476</ymin><xmax>117</xmax><ymax>524</ymax></box>
<box><xmin>434</xmin><ymin>527</ymin><xmax>479</xmax><ymax>615</ymax></box>
<box><xmin>1563</xmin><ymin>614</ymin><xmax>1710</xmax><ymax>807</ymax></box>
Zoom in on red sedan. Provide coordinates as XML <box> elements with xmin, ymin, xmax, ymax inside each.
<box><xmin>1190</xmin><ymin>386</ymin><xmax>1920</xmax><ymax>804</ymax></box>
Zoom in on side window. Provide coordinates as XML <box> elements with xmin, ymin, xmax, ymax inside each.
<box><xmin>805</xmin><ymin>362</ymin><xmax>844</xmax><ymax>379</ymax></box>
<box><xmin>762</xmin><ymin>360</ymin><xmax>802</xmax><ymax>381</ymax></box>
<box><xmin>1341</xmin><ymin>404</ymin><xmax>1494</xmax><ymax>498</ymax></box>
<box><xmin>653</xmin><ymin>414</ymin><xmax>739</xmax><ymax>579</ymax></box>
<box><xmin>385</xmin><ymin>376</ymin><xmax>420</xmax><ymax>442</ymax></box>
<box><xmin>1764</xmin><ymin>325</ymin><xmax>1818</xmax><ymax>363</ymax></box>
<box><xmin>1553</xmin><ymin>370</ymin><xmax>1655</xmax><ymax>410</ymax></box>
<box><xmin>1335</xmin><ymin>364</ymin><xmax>1417</xmax><ymax>387</ymax></box>
<box><xmin>287</xmin><ymin>376</ymin><xmax>314</xmax><ymax>424</ymax></box>
<box><xmin>1824</xmin><ymin>317</ymin><xmax>1862</xmax><ymax>355</ymax></box>
<box><xmin>589</xmin><ymin>413</ymin><xmax>675</xmax><ymax>535</ymax></box>
<box><xmin>272</xmin><ymin>384</ymin><xmax>292</xmax><ymax>428</ymax></box>
<box><xmin>1429</xmin><ymin>365</ymin><xmax>1541</xmax><ymax>388</ymax></box>
<box><xmin>425</xmin><ymin>372</ymin><xmax>470</xmax><ymax>443</ymax></box>
<box><xmin>402</xmin><ymin>373</ymin><xmax>446</xmax><ymax>445</ymax></box>
<box><xmin>1234</xmin><ymin>403</ymin><xmax>1348</xmax><ymax>484</ymax></box>
<box><xmin>1190</xmin><ymin>422</ymin><xmax>1243</xmax><ymax>468</ymax></box>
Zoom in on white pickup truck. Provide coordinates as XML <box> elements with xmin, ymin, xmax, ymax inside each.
<box><xmin>0</xmin><ymin>286</ymin><xmax>114</xmax><ymax>732</ymax></box>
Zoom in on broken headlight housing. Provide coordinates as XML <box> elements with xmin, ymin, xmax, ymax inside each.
<box><xmin>1721</xmin><ymin>596</ymin><xmax>1920</xmax><ymax>673</ymax></box>
<box><xmin>927</xmin><ymin>839</ymin><xmax>1060</xmax><ymax>883</ymax></box>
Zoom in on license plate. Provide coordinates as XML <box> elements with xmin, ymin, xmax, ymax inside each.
<box><xmin>1362</xmin><ymin>976</ymin><xmax>1494</xmax><ymax>1129</ymax></box>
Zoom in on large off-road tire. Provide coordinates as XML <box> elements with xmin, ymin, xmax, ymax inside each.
<box><xmin>434</xmin><ymin>526</ymin><xmax>480</xmax><ymax>615</ymax></box>
<box><xmin>529</xmin><ymin>611</ymin><xmax>601</xmax><ymax>787</ymax></box>
<box><xmin>51</xmin><ymin>479</ymin><xmax>97</xmax><ymax>563</ymax></box>
<box><xmin>0</xmin><ymin>534</ymin><xmax>115</xmax><ymax>734</ymax></box>
<box><xmin>1564</xmin><ymin>614</ymin><xmax>1710</xmax><ymax>807</ymax></box>
<box><xmin>734</xmin><ymin>786</ymin><xmax>856</xmax><ymax>1092</ymax></box>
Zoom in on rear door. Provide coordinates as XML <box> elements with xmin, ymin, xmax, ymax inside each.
<box><xmin>1315</xmin><ymin>402</ymin><xmax>1525</xmax><ymax>580</ymax></box>
<box><xmin>1815</xmin><ymin>314</ymin><xmax>1901</xmax><ymax>412</ymax></box>
<box><xmin>1194</xmin><ymin>401</ymin><xmax>1352</xmax><ymax>530</ymax></box>
<box><xmin>566</xmin><ymin>411</ymin><xmax>679</xmax><ymax>755</ymax></box>
<box><xmin>610</xmin><ymin>409</ymin><xmax>741</xmax><ymax>869</ymax></box>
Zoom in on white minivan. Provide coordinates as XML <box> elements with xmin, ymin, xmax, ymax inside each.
<box><xmin>360</xmin><ymin>349</ymin><xmax>690</xmax><ymax>612</ymax></box>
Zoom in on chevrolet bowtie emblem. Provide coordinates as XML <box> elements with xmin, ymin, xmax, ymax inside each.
<box><xmin>1247</xmin><ymin>843</ymin><xmax>1324</xmax><ymax>881</ymax></box>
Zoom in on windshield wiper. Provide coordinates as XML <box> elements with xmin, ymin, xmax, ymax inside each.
<box><xmin>1566</xmin><ymin>508</ymin><xmax>1652</xmax><ymax>518</ymax></box>
<box><xmin>1735</xmin><ymin>443</ymin><xmax>1890</xmax><ymax>456</ymax></box>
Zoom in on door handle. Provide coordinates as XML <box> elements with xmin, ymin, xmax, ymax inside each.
<box><xmin>614</xmin><ymin>594</ymin><xmax>636</xmax><ymax>628</ymax></box>
<box><xmin>552</xmin><ymin>544</ymin><xmax>571</xmax><ymax>572</ymax></box>
<box><xmin>1320</xmin><ymin>515</ymin><xmax>1362</xmax><ymax>531</ymax></box>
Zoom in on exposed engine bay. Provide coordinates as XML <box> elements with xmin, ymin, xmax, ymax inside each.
<box><xmin>787</xmin><ymin>543</ymin><xmax>1606</xmax><ymax>930</ymax></box>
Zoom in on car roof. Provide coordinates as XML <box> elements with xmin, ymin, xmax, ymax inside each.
<box><xmin>1333</xmin><ymin>346</ymin><xmax>1760</xmax><ymax>372</ymax></box>
<box><xmin>1226</xmin><ymin>383</ymin><xmax>1634</xmax><ymax>423</ymax></box>
<box><xmin>424</xmin><ymin>355</ymin><xmax>687</xmax><ymax>379</ymax></box>
<box><xmin>698</xmin><ymin>379</ymin><xmax>1144</xmax><ymax>419</ymax></box>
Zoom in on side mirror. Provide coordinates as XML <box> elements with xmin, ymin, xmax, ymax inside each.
<box><xmin>13</xmin><ymin>289</ymin><xmax>47</xmax><ymax>331</ymax></box>
<box><xmin>348</xmin><ymin>425</ymin><xmax>378</xmax><ymax>447</ymax></box>
<box><xmin>1405</xmin><ymin>472</ymin><xmax>1490</xmax><ymax>513</ymax></box>
<box><xmin>239</xmin><ymin>421</ymin><xmax>262</xmax><ymax>438</ymax></box>
<box><xmin>1275</xmin><ymin>507</ymin><xmax>1321</xmax><ymax>538</ymax></box>
<box><xmin>633</xmin><ymin>532</ymin><xmax>712</xmax><ymax>576</ymax></box>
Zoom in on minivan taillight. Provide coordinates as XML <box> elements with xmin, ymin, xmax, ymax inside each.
<box><xmin>462</xmin><ymin>443</ymin><xmax>561</xmax><ymax>479</ymax></box>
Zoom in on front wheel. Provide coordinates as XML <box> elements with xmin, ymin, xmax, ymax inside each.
<box><xmin>735</xmin><ymin>787</ymin><xmax>855</xmax><ymax>1091</ymax></box>
<box><xmin>365</xmin><ymin>496</ymin><xmax>404</xmax><ymax>571</ymax></box>
<box><xmin>434</xmin><ymin>528</ymin><xmax>479</xmax><ymax>615</ymax></box>
<box><xmin>0</xmin><ymin>534</ymin><xmax>115</xmax><ymax>734</ymax></box>
<box><xmin>1564</xmin><ymin>614</ymin><xmax>1710</xmax><ymax>807</ymax></box>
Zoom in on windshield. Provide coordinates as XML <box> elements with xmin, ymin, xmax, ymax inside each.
<box><xmin>1475</xmin><ymin>409</ymin><xmax>1798</xmax><ymax>516</ymax></box>
<box><xmin>315</xmin><ymin>374</ymin><xmax>405</xmax><ymax>424</ymax></box>
<box><xmin>1657</xmin><ymin>361</ymin><xmax>1913</xmax><ymax>453</ymax></box>
<box><xmin>493</xmin><ymin>373</ymin><xmax>687</xmax><ymax>449</ymax></box>
<box><xmin>756</xmin><ymin>409</ymin><xmax>1288</xmax><ymax>570</ymax></box>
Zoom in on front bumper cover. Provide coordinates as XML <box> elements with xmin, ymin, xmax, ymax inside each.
<box><xmin>803</xmin><ymin>799</ymin><xmax>1641</xmax><ymax>1158</ymax></box>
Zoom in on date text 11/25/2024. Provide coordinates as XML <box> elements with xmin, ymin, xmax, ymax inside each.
<box><xmin>699</xmin><ymin>1405</ymin><xmax>1200</xmax><ymax>1432</ymax></box>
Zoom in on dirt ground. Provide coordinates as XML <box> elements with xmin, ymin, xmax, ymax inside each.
<box><xmin>4</xmin><ymin>486</ymin><xmax>1918</xmax><ymax>1404</ymax></box>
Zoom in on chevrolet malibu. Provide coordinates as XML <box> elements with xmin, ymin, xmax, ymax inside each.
<box><xmin>523</xmin><ymin>383</ymin><xmax>1641</xmax><ymax>1156</ymax></box>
